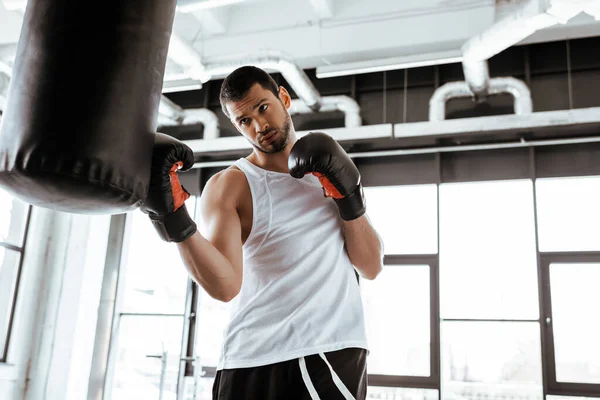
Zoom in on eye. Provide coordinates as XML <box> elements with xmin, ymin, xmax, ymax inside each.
<box><xmin>259</xmin><ymin>104</ymin><xmax>268</xmax><ymax>112</ymax></box>
<box><xmin>240</xmin><ymin>118</ymin><xmax>250</xmax><ymax>125</ymax></box>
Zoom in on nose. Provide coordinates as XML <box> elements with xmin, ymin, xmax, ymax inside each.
<box><xmin>254</xmin><ymin>115</ymin><xmax>269</xmax><ymax>134</ymax></box>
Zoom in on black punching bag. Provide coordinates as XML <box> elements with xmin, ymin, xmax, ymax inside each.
<box><xmin>0</xmin><ymin>0</ymin><xmax>177</xmax><ymax>214</ymax></box>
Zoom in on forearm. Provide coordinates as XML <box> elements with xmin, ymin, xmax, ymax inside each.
<box><xmin>343</xmin><ymin>214</ymin><xmax>384</xmax><ymax>280</ymax></box>
<box><xmin>176</xmin><ymin>231</ymin><xmax>241</xmax><ymax>302</ymax></box>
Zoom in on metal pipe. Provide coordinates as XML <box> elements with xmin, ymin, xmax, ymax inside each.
<box><xmin>0</xmin><ymin>72</ymin><xmax>9</xmax><ymax>112</ymax></box>
<box><xmin>191</xmin><ymin>135</ymin><xmax>600</xmax><ymax>169</ymax></box>
<box><xmin>180</xmin><ymin>108</ymin><xmax>220</xmax><ymax>139</ymax></box>
<box><xmin>167</xmin><ymin>34</ymin><xmax>211</xmax><ymax>83</ymax></box>
<box><xmin>461</xmin><ymin>59</ymin><xmax>489</xmax><ymax>101</ymax></box>
<box><xmin>487</xmin><ymin>77</ymin><xmax>533</xmax><ymax>114</ymax></box>
<box><xmin>205</xmin><ymin>50</ymin><xmax>322</xmax><ymax>111</ymax></box>
<box><xmin>429</xmin><ymin>77</ymin><xmax>532</xmax><ymax>121</ymax></box>
<box><xmin>459</xmin><ymin>0</ymin><xmax>565</xmax><ymax>102</ymax></box>
<box><xmin>429</xmin><ymin>81</ymin><xmax>473</xmax><ymax>121</ymax></box>
<box><xmin>158</xmin><ymin>106</ymin><xmax>221</xmax><ymax>139</ymax></box>
<box><xmin>289</xmin><ymin>95</ymin><xmax>361</xmax><ymax>128</ymax></box>
<box><xmin>158</xmin><ymin>96</ymin><xmax>184</xmax><ymax>123</ymax></box>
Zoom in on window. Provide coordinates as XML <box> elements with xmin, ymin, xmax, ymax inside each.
<box><xmin>442</xmin><ymin>321</ymin><xmax>543</xmax><ymax>399</ymax></box>
<box><xmin>536</xmin><ymin>176</ymin><xmax>600</xmax><ymax>252</ymax></box>
<box><xmin>439</xmin><ymin>180</ymin><xmax>543</xmax><ymax>399</ymax></box>
<box><xmin>550</xmin><ymin>263</ymin><xmax>600</xmax><ymax>385</ymax></box>
<box><xmin>0</xmin><ymin>188</ymin><xmax>31</xmax><ymax>362</ymax></box>
<box><xmin>536</xmin><ymin>176</ymin><xmax>600</xmax><ymax>398</ymax></box>
<box><xmin>361</xmin><ymin>264</ymin><xmax>430</xmax><ymax>377</ymax></box>
<box><xmin>439</xmin><ymin>180</ymin><xmax>539</xmax><ymax>320</ymax></box>
<box><xmin>109</xmin><ymin>315</ymin><xmax>185</xmax><ymax>400</ymax></box>
<box><xmin>119</xmin><ymin>208</ymin><xmax>192</xmax><ymax>316</ymax></box>
<box><xmin>547</xmin><ymin>397</ymin><xmax>599</xmax><ymax>400</ymax></box>
<box><xmin>191</xmin><ymin>289</ymin><xmax>231</xmax><ymax>399</ymax></box>
<box><xmin>106</xmin><ymin>198</ymin><xmax>197</xmax><ymax>400</ymax></box>
<box><xmin>541</xmin><ymin>254</ymin><xmax>600</xmax><ymax>397</ymax></box>
<box><xmin>365</xmin><ymin>185</ymin><xmax>438</xmax><ymax>255</ymax></box>
<box><xmin>366</xmin><ymin>387</ymin><xmax>439</xmax><ymax>399</ymax></box>
<box><xmin>363</xmin><ymin>185</ymin><xmax>438</xmax><ymax>391</ymax></box>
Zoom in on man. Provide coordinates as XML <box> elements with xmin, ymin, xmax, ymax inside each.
<box><xmin>142</xmin><ymin>66</ymin><xmax>384</xmax><ymax>399</ymax></box>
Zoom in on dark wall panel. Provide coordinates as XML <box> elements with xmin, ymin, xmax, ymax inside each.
<box><xmin>357</xmin><ymin>154</ymin><xmax>439</xmax><ymax>187</ymax></box>
<box><xmin>358</xmin><ymin>91</ymin><xmax>386</xmax><ymax>126</ymax></box>
<box><xmin>530</xmin><ymin>73</ymin><xmax>570</xmax><ymax>112</ymax></box>
<box><xmin>440</xmin><ymin>148</ymin><xmax>530</xmax><ymax>183</ymax></box>
<box><xmin>536</xmin><ymin>142</ymin><xmax>600</xmax><ymax>179</ymax></box>
<box><xmin>571</xmin><ymin>70</ymin><xmax>600</xmax><ymax>109</ymax></box>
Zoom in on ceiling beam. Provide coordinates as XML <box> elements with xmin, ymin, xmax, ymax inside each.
<box><xmin>176</xmin><ymin>0</ymin><xmax>247</xmax><ymax>13</ymax></box>
<box><xmin>194</xmin><ymin>8</ymin><xmax>231</xmax><ymax>35</ymax></box>
<box><xmin>308</xmin><ymin>0</ymin><xmax>334</xmax><ymax>19</ymax></box>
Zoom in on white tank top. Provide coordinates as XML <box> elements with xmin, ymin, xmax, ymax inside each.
<box><xmin>216</xmin><ymin>157</ymin><xmax>368</xmax><ymax>370</ymax></box>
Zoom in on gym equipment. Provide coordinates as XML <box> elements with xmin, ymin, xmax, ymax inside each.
<box><xmin>0</xmin><ymin>0</ymin><xmax>177</xmax><ymax>214</ymax></box>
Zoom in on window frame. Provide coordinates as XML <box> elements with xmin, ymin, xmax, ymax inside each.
<box><xmin>540</xmin><ymin>252</ymin><xmax>600</xmax><ymax>398</ymax></box>
<box><xmin>0</xmin><ymin>204</ymin><xmax>32</xmax><ymax>363</ymax></box>
<box><xmin>366</xmin><ymin>254</ymin><xmax>440</xmax><ymax>391</ymax></box>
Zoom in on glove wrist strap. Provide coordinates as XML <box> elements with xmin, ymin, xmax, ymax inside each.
<box><xmin>334</xmin><ymin>185</ymin><xmax>366</xmax><ymax>221</ymax></box>
<box><xmin>149</xmin><ymin>204</ymin><xmax>197</xmax><ymax>243</ymax></box>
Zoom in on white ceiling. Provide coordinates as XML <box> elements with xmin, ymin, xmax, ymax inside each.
<box><xmin>1</xmin><ymin>0</ymin><xmax>600</xmax><ymax>94</ymax></box>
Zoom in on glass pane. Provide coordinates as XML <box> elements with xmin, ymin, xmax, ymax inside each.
<box><xmin>0</xmin><ymin>188</ymin><xmax>29</xmax><ymax>247</ymax></box>
<box><xmin>550</xmin><ymin>263</ymin><xmax>600</xmax><ymax>384</ymax></box>
<box><xmin>536</xmin><ymin>176</ymin><xmax>600</xmax><ymax>252</ymax></box>
<box><xmin>194</xmin><ymin>288</ymin><xmax>231</xmax><ymax>368</ymax></box>
<box><xmin>180</xmin><ymin>376</ymin><xmax>214</xmax><ymax>400</ymax></box>
<box><xmin>367</xmin><ymin>387</ymin><xmax>438</xmax><ymax>399</ymax></box>
<box><xmin>442</xmin><ymin>321</ymin><xmax>543</xmax><ymax>399</ymax></box>
<box><xmin>120</xmin><ymin>197</ymin><xmax>197</xmax><ymax>314</ymax></box>
<box><xmin>361</xmin><ymin>265</ymin><xmax>430</xmax><ymax>376</ymax></box>
<box><xmin>364</xmin><ymin>185</ymin><xmax>438</xmax><ymax>255</ymax></box>
<box><xmin>0</xmin><ymin>248</ymin><xmax>21</xmax><ymax>359</ymax></box>
<box><xmin>110</xmin><ymin>315</ymin><xmax>184</xmax><ymax>400</ymax></box>
<box><xmin>439</xmin><ymin>180</ymin><xmax>539</xmax><ymax>320</ymax></box>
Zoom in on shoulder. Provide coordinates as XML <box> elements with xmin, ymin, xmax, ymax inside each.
<box><xmin>200</xmin><ymin>165</ymin><xmax>248</xmax><ymax>207</ymax></box>
<box><xmin>205</xmin><ymin>165</ymin><xmax>247</xmax><ymax>191</ymax></box>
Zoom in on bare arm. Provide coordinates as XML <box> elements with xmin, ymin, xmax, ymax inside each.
<box><xmin>343</xmin><ymin>213</ymin><xmax>384</xmax><ymax>280</ymax></box>
<box><xmin>176</xmin><ymin>170</ymin><xmax>244</xmax><ymax>302</ymax></box>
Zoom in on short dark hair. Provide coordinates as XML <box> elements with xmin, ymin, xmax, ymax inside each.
<box><xmin>219</xmin><ymin>66</ymin><xmax>280</xmax><ymax>118</ymax></box>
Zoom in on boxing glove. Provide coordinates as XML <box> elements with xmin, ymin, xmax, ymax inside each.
<box><xmin>288</xmin><ymin>132</ymin><xmax>366</xmax><ymax>221</ymax></box>
<box><xmin>141</xmin><ymin>133</ymin><xmax>197</xmax><ymax>242</ymax></box>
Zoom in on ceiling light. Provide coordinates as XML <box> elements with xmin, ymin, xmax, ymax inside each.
<box><xmin>315</xmin><ymin>50</ymin><xmax>463</xmax><ymax>79</ymax></box>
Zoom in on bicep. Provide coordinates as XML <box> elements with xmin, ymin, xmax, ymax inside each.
<box><xmin>198</xmin><ymin>177</ymin><xmax>244</xmax><ymax>273</ymax></box>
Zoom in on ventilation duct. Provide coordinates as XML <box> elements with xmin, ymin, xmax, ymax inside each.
<box><xmin>157</xmin><ymin>97</ymin><xmax>221</xmax><ymax>139</ymax></box>
<box><xmin>0</xmin><ymin>72</ymin><xmax>9</xmax><ymax>112</ymax></box>
<box><xmin>187</xmin><ymin>106</ymin><xmax>600</xmax><ymax>167</ymax></box>
<box><xmin>460</xmin><ymin>0</ymin><xmax>589</xmax><ymax>98</ymax></box>
<box><xmin>429</xmin><ymin>77</ymin><xmax>533</xmax><ymax>121</ymax></box>
<box><xmin>203</xmin><ymin>51</ymin><xmax>322</xmax><ymax>111</ymax></box>
<box><xmin>289</xmin><ymin>96</ymin><xmax>361</xmax><ymax>128</ymax></box>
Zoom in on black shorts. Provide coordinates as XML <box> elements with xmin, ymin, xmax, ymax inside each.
<box><xmin>212</xmin><ymin>347</ymin><xmax>368</xmax><ymax>400</ymax></box>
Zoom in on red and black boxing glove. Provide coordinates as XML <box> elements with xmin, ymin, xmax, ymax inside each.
<box><xmin>288</xmin><ymin>132</ymin><xmax>366</xmax><ymax>221</ymax></box>
<box><xmin>140</xmin><ymin>133</ymin><xmax>197</xmax><ymax>242</ymax></box>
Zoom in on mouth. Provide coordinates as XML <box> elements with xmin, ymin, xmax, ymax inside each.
<box><xmin>261</xmin><ymin>131</ymin><xmax>277</xmax><ymax>144</ymax></box>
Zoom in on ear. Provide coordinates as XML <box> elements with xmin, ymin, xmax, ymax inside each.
<box><xmin>278</xmin><ymin>86</ymin><xmax>291</xmax><ymax>110</ymax></box>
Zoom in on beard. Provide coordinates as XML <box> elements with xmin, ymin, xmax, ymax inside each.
<box><xmin>253</xmin><ymin>109</ymin><xmax>292</xmax><ymax>154</ymax></box>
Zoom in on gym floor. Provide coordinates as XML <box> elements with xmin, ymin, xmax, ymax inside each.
<box><xmin>1</xmin><ymin>1</ymin><xmax>600</xmax><ymax>399</ymax></box>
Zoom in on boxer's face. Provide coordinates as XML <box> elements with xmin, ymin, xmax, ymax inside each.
<box><xmin>226</xmin><ymin>83</ymin><xmax>293</xmax><ymax>154</ymax></box>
